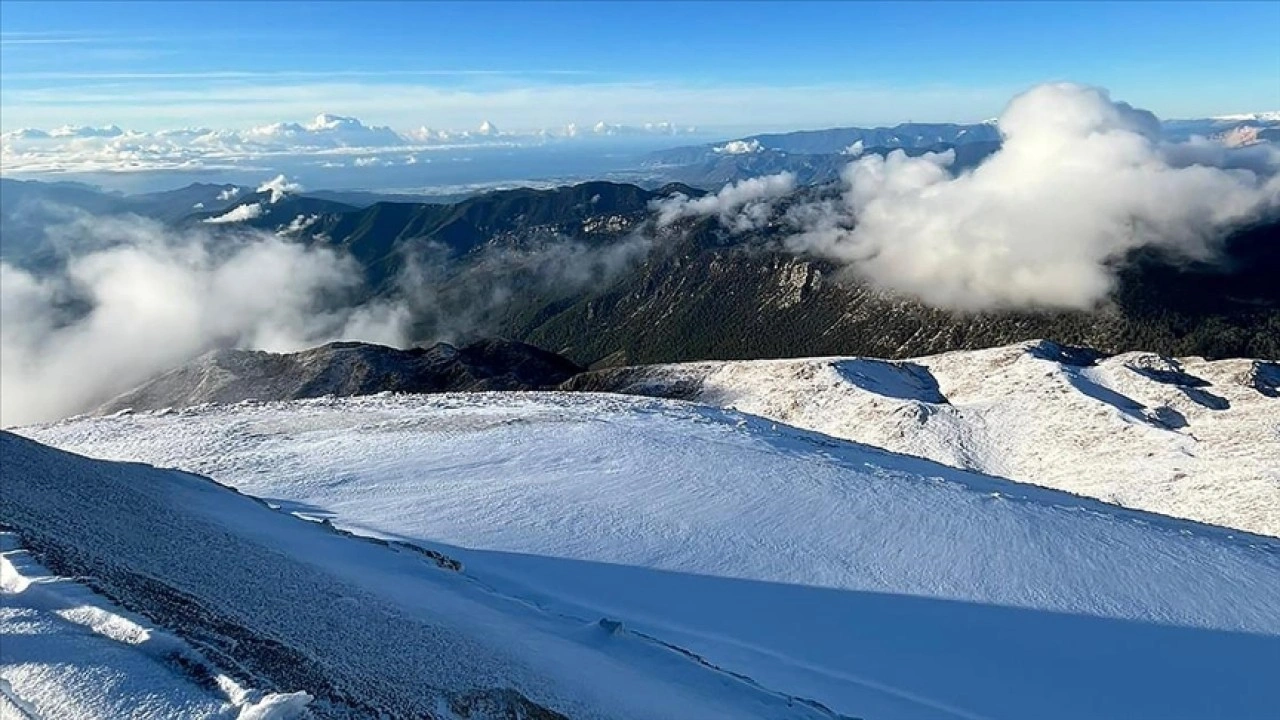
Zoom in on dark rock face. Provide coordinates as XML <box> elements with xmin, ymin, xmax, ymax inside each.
<box><xmin>97</xmin><ymin>339</ymin><xmax>583</xmax><ymax>414</ymax></box>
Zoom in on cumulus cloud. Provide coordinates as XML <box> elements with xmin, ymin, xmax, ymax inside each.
<box><xmin>203</xmin><ymin>203</ymin><xmax>264</xmax><ymax>224</ymax></box>
<box><xmin>652</xmin><ymin>172</ymin><xmax>796</xmax><ymax>232</ymax></box>
<box><xmin>0</xmin><ymin>214</ymin><xmax>406</xmax><ymax>426</ymax></box>
<box><xmin>781</xmin><ymin>83</ymin><xmax>1280</xmax><ymax>310</ymax></box>
<box><xmin>713</xmin><ymin>139</ymin><xmax>763</xmax><ymax>155</ymax></box>
<box><xmin>257</xmin><ymin>174</ymin><xmax>302</xmax><ymax>203</ymax></box>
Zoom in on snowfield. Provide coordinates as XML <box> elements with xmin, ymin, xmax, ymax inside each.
<box><xmin>16</xmin><ymin>391</ymin><xmax>1280</xmax><ymax>719</ymax></box>
<box><xmin>0</xmin><ymin>431</ymin><xmax>843</xmax><ymax>720</ymax></box>
<box><xmin>568</xmin><ymin>340</ymin><xmax>1280</xmax><ymax>536</ymax></box>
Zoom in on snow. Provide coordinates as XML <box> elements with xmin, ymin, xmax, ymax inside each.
<box><xmin>578</xmin><ymin>340</ymin><xmax>1280</xmax><ymax>537</ymax></box>
<box><xmin>1</xmin><ymin>531</ymin><xmax>311</xmax><ymax>720</ymax></box>
<box><xmin>19</xmin><ymin>391</ymin><xmax>1280</xmax><ymax>720</ymax></box>
<box><xmin>0</xmin><ymin>431</ymin><xmax>846</xmax><ymax>719</ymax></box>
<box><xmin>1209</xmin><ymin>111</ymin><xmax>1280</xmax><ymax>124</ymax></box>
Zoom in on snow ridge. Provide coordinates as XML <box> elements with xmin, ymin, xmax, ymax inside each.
<box><xmin>566</xmin><ymin>340</ymin><xmax>1280</xmax><ymax>536</ymax></box>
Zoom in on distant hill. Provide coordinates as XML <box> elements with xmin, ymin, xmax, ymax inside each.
<box><xmin>169</xmin><ymin>180</ymin><xmax>1280</xmax><ymax>366</ymax></box>
<box><xmin>0</xmin><ymin>178</ymin><xmax>251</xmax><ymax>268</ymax></box>
<box><xmin>97</xmin><ymin>339</ymin><xmax>583</xmax><ymax>414</ymax></box>
<box><xmin>13</xmin><ymin>176</ymin><xmax>1279</xmax><ymax>372</ymax></box>
<box><xmin>649</xmin><ymin>122</ymin><xmax>1002</xmax><ymax>164</ymax></box>
<box><xmin>648</xmin><ymin>142</ymin><xmax>1001</xmax><ymax>188</ymax></box>
<box><xmin>640</xmin><ymin>122</ymin><xmax>1002</xmax><ymax>188</ymax></box>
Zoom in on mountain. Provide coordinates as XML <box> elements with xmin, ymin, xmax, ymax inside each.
<box><xmin>501</xmin><ymin>203</ymin><xmax>1280</xmax><ymax>366</ymax></box>
<box><xmin>0</xmin><ymin>178</ymin><xmax>251</xmax><ymax>268</ymax></box>
<box><xmin>184</xmin><ymin>180</ymin><xmax>1280</xmax><ymax>365</ymax></box>
<box><xmin>649</xmin><ymin>122</ymin><xmax>1002</xmax><ymax>164</ymax></box>
<box><xmin>649</xmin><ymin>141</ymin><xmax>1001</xmax><ymax>188</ymax></box>
<box><xmin>13</xmin><ymin>177</ymin><xmax>1276</xmax><ymax>368</ymax></box>
<box><xmin>96</xmin><ymin>339</ymin><xmax>583</xmax><ymax>414</ymax></box>
<box><xmin>1159</xmin><ymin>112</ymin><xmax>1280</xmax><ymax>142</ymax></box>
<box><xmin>643</xmin><ymin>122</ymin><xmax>1005</xmax><ymax>188</ymax></box>
<box><xmin>189</xmin><ymin>190</ymin><xmax>357</xmax><ymax>227</ymax></box>
<box><xmin>562</xmin><ymin>339</ymin><xmax>1280</xmax><ymax>537</ymax></box>
<box><xmin>262</xmin><ymin>180</ymin><xmax>676</xmax><ymax>292</ymax></box>
<box><xmin>16</xmin><ymin>392</ymin><xmax>1280</xmax><ymax>720</ymax></box>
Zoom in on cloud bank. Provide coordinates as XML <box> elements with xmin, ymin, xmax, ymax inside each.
<box><xmin>0</xmin><ymin>113</ymin><xmax>700</xmax><ymax>175</ymax></box>
<box><xmin>778</xmin><ymin>83</ymin><xmax>1280</xmax><ymax>310</ymax></box>
<box><xmin>0</xmin><ymin>213</ymin><xmax>406</xmax><ymax>426</ymax></box>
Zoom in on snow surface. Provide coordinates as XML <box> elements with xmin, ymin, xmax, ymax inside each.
<box><xmin>576</xmin><ymin>341</ymin><xmax>1280</xmax><ymax>537</ymax></box>
<box><xmin>0</xmin><ymin>431</ymin><xmax>845</xmax><ymax>720</ymax></box>
<box><xmin>19</xmin><ymin>391</ymin><xmax>1280</xmax><ymax>719</ymax></box>
<box><xmin>0</xmin><ymin>531</ymin><xmax>310</xmax><ymax>720</ymax></box>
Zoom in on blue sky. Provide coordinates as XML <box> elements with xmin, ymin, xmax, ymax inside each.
<box><xmin>2</xmin><ymin>1</ymin><xmax>1278</xmax><ymax>132</ymax></box>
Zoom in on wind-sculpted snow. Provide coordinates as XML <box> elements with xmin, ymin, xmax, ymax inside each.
<box><xmin>19</xmin><ymin>392</ymin><xmax>1280</xmax><ymax>719</ymax></box>
<box><xmin>566</xmin><ymin>340</ymin><xmax>1280</xmax><ymax>537</ymax></box>
<box><xmin>0</xmin><ymin>432</ymin><xmax>850</xmax><ymax>719</ymax></box>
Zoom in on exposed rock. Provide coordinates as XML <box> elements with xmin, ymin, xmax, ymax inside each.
<box><xmin>97</xmin><ymin>339</ymin><xmax>582</xmax><ymax>414</ymax></box>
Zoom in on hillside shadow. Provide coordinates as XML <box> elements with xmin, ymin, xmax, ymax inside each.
<box><xmin>830</xmin><ymin>359</ymin><xmax>946</xmax><ymax>402</ymax></box>
<box><xmin>1124</xmin><ymin>360</ymin><xmax>1231</xmax><ymax>410</ymax></box>
<box><xmin>664</xmin><ymin>400</ymin><xmax>1276</xmax><ymax>545</ymax></box>
<box><xmin>427</xmin><ymin>542</ymin><xmax>1280</xmax><ymax>720</ymax></box>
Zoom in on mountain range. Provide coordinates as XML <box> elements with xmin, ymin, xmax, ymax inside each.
<box><xmin>7</xmin><ymin>176</ymin><xmax>1279</xmax><ymax>366</ymax></box>
<box><xmin>5</xmin><ymin>115</ymin><xmax>1280</xmax><ymax>720</ymax></box>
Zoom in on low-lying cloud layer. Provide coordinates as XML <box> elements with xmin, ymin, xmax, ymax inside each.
<box><xmin>0</xmin><ymin>213</ymin><xmax>406</xmax><ymax>426</ymax></box>
<box><xmin>766</xmin><ymin>83</ymin><xmax>1280</xmax><ymax>309</ymax></box>
<box><xmin>0</xmin><ymin>114</ymin><xmax>700</xmax><ymax>175</ymax></box>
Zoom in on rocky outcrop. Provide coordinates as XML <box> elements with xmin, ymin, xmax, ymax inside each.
<box><xmin>97</xmin><ymin>339</ymin><xmax>582</xmax><ymax>414</ymax></box>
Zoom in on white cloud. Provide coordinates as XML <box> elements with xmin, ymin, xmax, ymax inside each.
<box><xmin>713</xmin><ymin>139</ymin><xmax>763</xmax><ymax>155</ymax></box>
<box><xmin>653</xmin><ymin>172</ymin><xmax>797</xmax><ymax>232</ymax></box>
<box><xmin>782</xmin><ymin>83</ymin><xmax>1280</xmax><ymax>310</ymax></box>
<box><xmin>257</xmin><ymin>174</ymin><xmax>302</xmax><ymax>203</ymax></box>
<box><xmin>203</xmin><ymin>203</ymin><xmax>263</xmax><ymax>224</ymax></box>
<box><xmin>0</xmin><ymin>214</ymin><xmax>407</xmax><ymax>426</ymax></box>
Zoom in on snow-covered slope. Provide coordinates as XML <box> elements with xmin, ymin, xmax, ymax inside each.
<box><xmin>0</xmin><ymin>430</ymin><xmax>845</xmax><ymax>720</ymax></box>
<box><xmin>18</xmin><ymin>392</ymin><xmax>1280</xmax><ymax>719</ymax></box>
<box><xmin>1</xmin><ymin>530</ymin><xmax>310</xmax><ymax>719</ymax></box>
<box><xmin>564</xmin><ymin>340</ymin><xmax>1280</xmax><ymax>536</ymax></box>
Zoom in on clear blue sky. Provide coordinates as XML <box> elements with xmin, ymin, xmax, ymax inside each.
<box><xmin>2</xmin><ymin>1</ymin><xmax>1277</xmax><ymax>132</ymax></box>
